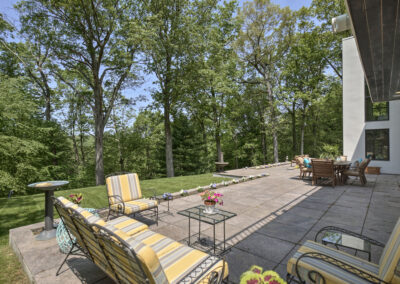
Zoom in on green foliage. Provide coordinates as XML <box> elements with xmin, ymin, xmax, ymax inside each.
<box><xmin>319</xmin><ymin>144</ymin><xmax>341</xmax><ymax>159</ymax></box>
<box><xmin>0</xmin><ymin>0</ymin><xmax>344</xmax><ymax>193</ymax></box>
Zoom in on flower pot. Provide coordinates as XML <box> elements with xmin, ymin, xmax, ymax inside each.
<box><xmin>204</xmin><ymin>200</ymin><xmax>216</xmax><ymax>214</ymax></box>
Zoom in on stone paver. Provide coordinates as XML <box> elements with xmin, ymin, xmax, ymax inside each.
<box><xmin>9</xmin><ymin>165</ymin><xmax>400</xmax><ymax>283</ymax></box>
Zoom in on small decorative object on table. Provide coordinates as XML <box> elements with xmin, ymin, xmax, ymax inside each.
<box><xmin>240</xmin><ymin>265</ymin><xmax>286</xmax><ymax>284</ymax></box>
<box><xmin>199</xmin><ymin>190</ymin><xmax>223</xmax><ymax>214</ymax></box>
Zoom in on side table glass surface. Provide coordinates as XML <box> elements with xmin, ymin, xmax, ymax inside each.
<box><xmin>177</xmin><ymin>205</ymin><xmax>236</xmax><ymax>225</ymax></box>
<box><xmin>322</xmin><ymin>231</ymin><xmax>371</xmax><ymax>252</ymax></box>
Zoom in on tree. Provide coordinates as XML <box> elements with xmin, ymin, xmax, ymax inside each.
<box><xmin>185</xmin><ymin>1</ymin><xmax>240</xmax><ymax>163</ymax></box>
<box><xmin>280</xmin><ymin>8</ymin><xmax>326</xmax><ymax>155</ymax></box>
<box><xmin>311</xmin><ymin>0</ymin><xmax>348</xmax><ymax>79</ymax></box>
<box><xmin>237</xmin><ymin>0</ymin><xmax>294</xmax><ymax>163</ymax></box>
<box><xmin>18</xmin><ymin>0</ymin><xmax>144</xmax><ymax>185</ymax></box>
<box><xmin>143</xmin><ymin>0</ymin><xmax>196</xmax><ymax>177</ymax></box>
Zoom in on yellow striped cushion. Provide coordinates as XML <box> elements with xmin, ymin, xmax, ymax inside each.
<box><xmin>379</xmin><ymin>218</ymin><xmax>400</xmax><ymax>282</ymax></box>
<box><xmin>104</xmin><ymin>216</ymin><xmax>148</xmax><ymax>236</ymax></box>
<box><xmin>99</xmin><ymin>227</ymin><xmax>167</xmax><ymax>284</ymax></box>
<box><xmin>287</xmin><ymin>241</ymin><xmax>379</xmax><ymax>284</ymax></box>
<box><xmin>110</xmin><ymin>199</ymin><xmax>158</xmax><ymax>215</ymax></box>
<box><xmin>106</xmin><ymin>173</ymin><xmax>142</xmax><ymax>204</ymax></box>
<box><xmin>56</xmin><ymin>196</ymin><xmax>79</xmax><ymax>209</ymax></box>
<box><xmin>126</xmin><ymin>229</ymin><xmax>228</xmax><ymax>283</ymax></box>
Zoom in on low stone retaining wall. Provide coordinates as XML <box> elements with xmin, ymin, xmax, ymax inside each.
<box><xmin>170</xmin><ymin>172</ymin><xmax>270</xmax><ymax>200</ymax></box>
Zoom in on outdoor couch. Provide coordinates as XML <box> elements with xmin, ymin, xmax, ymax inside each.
<box><xmin>53</xmin><ymin>196</ymin><xmax>228</xmax><ymax>284</ymax></box>
<box><xmin>106</xmin><ymin>173</ymin><xmax>159</xmax><ymax>224</ymax></box>
<box><xmin>286</xmin><ymin>217</ymin><xmax>400</xmax><ymax>284</ymax></box>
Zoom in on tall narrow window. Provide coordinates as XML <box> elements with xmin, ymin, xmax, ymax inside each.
<box><xmin>365</xmin><ymin>83</ymin><xmax>389</xmax><ymax>121</ymax></box>
<box><xmin>365</xmin><ymin>129</ymin><xmax>389</xmax><ymax>161</ymax></box>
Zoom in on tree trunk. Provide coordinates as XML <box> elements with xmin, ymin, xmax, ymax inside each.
<box><xmin>78</xmin><ymin>107</ymin><xmax>86</xmax><ymax>164</ymax></box>
<box><xmin>291</xmin><ymin>101</ymin><xmax>297</xmax><ymax>157</ymax></box>
<box><xmin>215</xmin><ymin>127</ymin><xmax>222</xmax><ymax>162</ymax></box>
<box><xmin>79</xmin><ymin>129</ymin><xmax>85</xmax><ymax>164</ymax></box>
<box><xmin>260</xmin><ymin>116</ymin><xmax>267</xmax><ymax>164</ymax></box>
<box><xmin>300</xmin><ymin>111</ymin><xmax>306</xmax><ymax>155</ymax></box>
<box><xmin>95</xmin><ymin>123</ymin><xmax>104</xmax><ymax>185</ymax></box>
<box><xmin>94</xmin><ymin>86</ymin><xmax>105</xmax><ymax>185</ymax></box>
<box><xmin>265</xmin><ymin>76</ymin><xmax>279</xmax><ymax>163</ymax></box>
<box><xmin>164</xmin><ymin>102</ymin><xmax>174</xmax><ymax>177</ymax></box>
<box><xmin>71</xmin><ymin>124</ymin><xmax>80</xmax><ymax>164</ymax></box>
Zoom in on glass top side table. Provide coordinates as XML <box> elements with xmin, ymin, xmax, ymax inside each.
<box><xmin>178</xmin><ymin>205</ymin><xmax>236</xmax><ymax>255</ymax></box>
<box><xmin>321</xmin><ymin>231</ymin><xmax>372</xmax><ymax>261</ymax></box>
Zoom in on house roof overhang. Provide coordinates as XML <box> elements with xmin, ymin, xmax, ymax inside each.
<box><xmin>345</xmin><ymin>0</ymin><xmax>400</xmax><ymax>102</ymax></box>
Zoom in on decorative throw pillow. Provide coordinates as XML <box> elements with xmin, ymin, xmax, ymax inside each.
<box><xmin>304</xmin><ymin>158</ymin><xmax>312</xmax><ymax>168</ymax></box>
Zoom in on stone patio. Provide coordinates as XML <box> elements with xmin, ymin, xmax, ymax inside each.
<box><xmin>10</xmin><ymin>165</ymin><xmax>400</xmax><ymax>283</ymax></box>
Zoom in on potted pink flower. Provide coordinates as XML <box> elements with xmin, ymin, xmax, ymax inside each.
<box><xmin>68</xmin><ymin>193</ymin><xmax>83</xmax><ymax>204</ymax></box>
<box><xmin>199</xmin><ymin>190</ymin><xmax>223</xmax><ymax>214</ymax></box>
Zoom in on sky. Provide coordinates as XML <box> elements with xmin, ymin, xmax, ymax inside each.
<box><xmin>0</xmin><ymin>0</ymin><xmax>313</xmax><ymax>113</ymax></box>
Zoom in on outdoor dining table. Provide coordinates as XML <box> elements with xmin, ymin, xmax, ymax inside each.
<box><xmin>333</xmin><ymin>161</ymin><xmax>352</xmax><ymax>185</ymax></box>
<box><xmin>28</xmin><ymin>180</ymin><xmax>69</xmax><ymax>240</ymax></box>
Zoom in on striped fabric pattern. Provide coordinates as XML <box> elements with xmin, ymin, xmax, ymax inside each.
<box><xmin>57</xmin><ymin>196</ymin><xmax>79</xmax><ymax>209</ymax></box>
<box><xmin>104</xmin><ymin>216</ymin><xmax>148</xmax><ymax>236</ymax></box>
<box><xmin>70</xmin><ymin>208</ymin><xmax>118</xmax><ymax>282</ymax></box>
<box><xmin>125</xmin><ymin>229</ymin><xmax>228</xmax><ymax>283</ymax></box>
<box><xmin>379</xmin><ymin>217</ymin><xmax>400</xmax><ymax>282</ymax></box>
<box><xmin>96</xmin><ymin>229</ymin><xmax>150</xmax><ymax>284</ymax></box>
<box><xmin>124</xmin><ymin>238</ymin><xmax>168</xmax><ymax>284</ymax></box>
<box><xmin>287</xmin><ymin>241</ymin><xmax>379</xmax><ymax>284</ymax></box>
<box><xmin>106</xmin><ymin>173</ymin><xmax>142</xmax><ymax>204</ymax></box>
<box><xmin>110</xmin><ymin>199</ymin><xmax>158</xmax><ymax>215</ymax></box>
<box><xmin>54</xmin><ymin>197</ymin><xmax>87</xmax><ymax>252</ymax></box>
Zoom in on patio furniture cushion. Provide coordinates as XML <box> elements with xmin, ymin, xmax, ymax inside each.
<box><xmin>304</xmin><ymin>158</ymin><xmax>312</xmax><ymax>168</ymax></box>
<box><xmin>122</xmin><ymin>229</ymin><xmax>228</xmax><ymax>283</ymax></box>
<box><xmin>57</xmin><ymin>196</ymin><xmax>79</xmax><ymax>209</ymax></box>
<box><xmin>103</xmin><ymin>216</ymin><xmax>148</xmax><ymax>236</ymax></box>
<box><xmin>56</xmin><ymin>196</ymin><xmax>149</xmax><ymax>237</ymax></box>
<box><xmin>56</xmin><ymin>196</ymin><xmax>102</xmax><ymax>224</ymax></box>
<box><xmin>287</xmin><ymin>240</ymin><xmax>379</xmax><ymax>284</ymax></box>
<box><xmin>106</xmin><ymin>173</ymin><xmax>143</xmax><ymax>204</ymax></box>
<box><xmin>110</xmin><ymin>199</ymin><xmax>158</xmax><ymax>215</ymax></box>
<box><xmin>379</xmin><ymin>218</ymin><xmax>400</xmax><ymax>282</ymax></box>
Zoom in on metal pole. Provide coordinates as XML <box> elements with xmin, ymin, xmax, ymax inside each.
<box><xmin>44</xmin><ymin>190</ymin><xmax>55</xmax><ymax>231</ymax></box>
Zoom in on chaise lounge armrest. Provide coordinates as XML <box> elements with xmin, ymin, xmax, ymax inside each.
<box><xmin>108</xmin><ymin>194</ymin><xmax>125</xmax><ymax>214</ymax></box>
<box><xmin>294</xmin><ymin>252</ymin><xmax>387</xmax><ymax>284</ymax></box>
<box><xmin>315</xmin><ymin>226</ymin><xmax>385</xmax><ymax>247</ymax></box>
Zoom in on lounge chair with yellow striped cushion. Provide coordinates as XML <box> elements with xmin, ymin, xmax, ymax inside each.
<box><xmin>57</xmin><ymin>198</ymin><xmax>229</xmax><ymax>283</ymax></box>
<box><xmin>93</xmin><ymin>223</ymin><xmax>229</xmax><ymax>284</ymax></box>
<box><xmin>106</xmin><ymin>173</ymin><xmax>159</xmax><ymax>224</ymax></box>
<box><xmin>287</xmin><ymin>217</ymin><xmax>400</xmax><ymax>284</ymax></box>
<box><xmin>53</xmin><ymin>197</ymin><xmax>148</xmax><ymax>276</ymax></box>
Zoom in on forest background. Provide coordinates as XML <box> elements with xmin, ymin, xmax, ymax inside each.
<box><xmin>0</xmin><ymin>0</ymin><xmax>346</xmax><ymax>195</ymax></box>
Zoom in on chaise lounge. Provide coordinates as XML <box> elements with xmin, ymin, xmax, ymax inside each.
<box><xmin>53</xmin><ymin>196</ymin><xmax>228</xmax><ymax>283</ymax></box>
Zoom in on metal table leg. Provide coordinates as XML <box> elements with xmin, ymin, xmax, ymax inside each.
<box><xmin>188</xmin><ymin>212</ymin><xmax>191</xmax><ymax>246</ymax></box>
<box><xmin>223</xmin><ymin>219</ymin><xmax>226</xmax><ymax>251</ymax></box>
<box><xmin>213</xmin><ymin>222</ymin><xmax>216</xmax><ymax>254</ymax></box>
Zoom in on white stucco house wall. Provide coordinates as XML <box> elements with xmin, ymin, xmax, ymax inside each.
<box><xmin>342</xmin><ymin>36</ymin><xmax>400</xmax><ymax>174</ymax></box>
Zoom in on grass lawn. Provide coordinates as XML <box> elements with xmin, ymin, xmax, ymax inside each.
<box><xmin>0</xmin><ymin>173</ymin><xmax>229</xmax><ymax>283</ymax></box>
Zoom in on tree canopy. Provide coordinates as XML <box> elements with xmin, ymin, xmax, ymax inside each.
<box><xmin>0</xmin><ymin>0</ymin><xmax>344</xmax><ymax>195</ymax></box>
